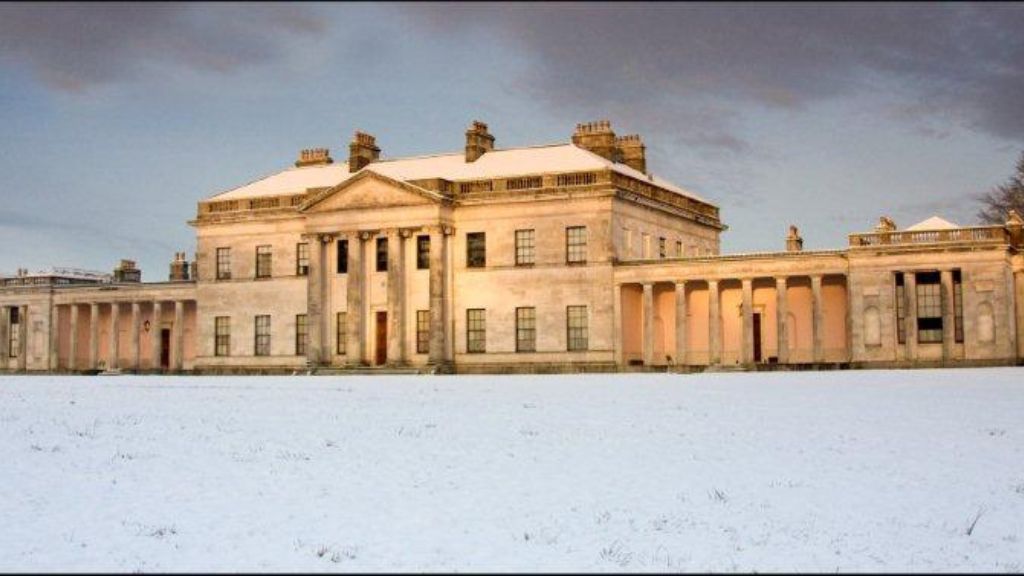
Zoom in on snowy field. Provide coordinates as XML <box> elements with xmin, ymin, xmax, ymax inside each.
<box><xmin>1</xmin><ymin>369</ymin><xmax>1022</xmax><ymax>573</ymax></box>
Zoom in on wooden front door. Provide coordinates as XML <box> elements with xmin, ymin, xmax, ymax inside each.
<box><xmin>752</xmin><ymin>312</ymin><xmax>763</xmax><ymax>363</ymax></box>
<box><xmin>160</xmin><ymin>329</ymin><xmax>171</xmax><ymax>370</ymax></box>
<box><xmin>375</xmin><ymin>311</ymin><xmax>387</xmax><ymax>366</ymax></box>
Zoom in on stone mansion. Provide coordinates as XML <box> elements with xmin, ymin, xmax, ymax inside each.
<box><xmin>1</xmin><ymin>120</ymin><xmax>1022</xmax><ymax>374</ymax></box>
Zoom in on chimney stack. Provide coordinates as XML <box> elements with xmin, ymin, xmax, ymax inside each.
<box><xmin>169</xmin><ymin>252</ymin><xmax>190</xmax><ymax>281</ymax></box>
<box><xmin>465</xmin><ymin>120</ymin><xmax>495</xmax><ymax>163</ymax></box>
<box><xmin>616</xmin><ymin>134</ymin><xmax>646</xmax><ymax>173</ymax></box>
<box><xmin>348</xmin><ymin>131</ymin><xmax>381</xmax><ymax>172</ymax></box>
<box><xmin>572</xmin><ymin>120</ymin><xmax>619</xmax><ymax>162</ymax></box>
<box><xmin>113</xmin><ymin>259</ymin><xmax>141</xmax><ymax>283</ymax></box>
<box><xmin>295</xmin><ymin>148</ymin><xmax>333</xmax><ymax>168</ymax></box>
<box><xmin>785</xmin><ymin>225</ymin><xmax>804</xmax><ymax>252</ymax></box>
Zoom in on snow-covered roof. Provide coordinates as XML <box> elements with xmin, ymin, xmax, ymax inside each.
<box><xmin>208</xmin><ymin>143</ymin><xmax>709</xmax><ymax>204</ymax></box>
<box><xmin>905</xmin><ymin>216</ymin><xmax>960</xmax><ymax>231</ymax></box>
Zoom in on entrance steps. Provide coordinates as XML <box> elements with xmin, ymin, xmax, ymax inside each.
<box><xmin>311</xmin><ymin>366</ymin><xmax>426</xmax><ymax>376</ymax></box>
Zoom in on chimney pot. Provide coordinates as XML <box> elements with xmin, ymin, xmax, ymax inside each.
<box><xmin>465</xmin><ymin>120</ymin><xmax>495</xmax><ymax>163</ymax></box>
<box><xmin>348</xmin><ymin>131</ymin><xmax>381</xmax><ymax>172</ymax></box>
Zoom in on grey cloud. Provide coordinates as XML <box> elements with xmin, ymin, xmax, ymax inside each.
<box><xmin>399</xmin><ymin>3</ymin><xmax>1024</xmax><ymax>146</ymax></box>
<box><xmin>0</xmin><ymin>2</ymin><xmax>326</xmax><ymax>91</ymax></box>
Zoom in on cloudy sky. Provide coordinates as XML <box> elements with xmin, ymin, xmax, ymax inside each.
<box><xmin>1</xmin><ymin>2</ymin><xmax>1021</xmax><ymax>278</ymax></box>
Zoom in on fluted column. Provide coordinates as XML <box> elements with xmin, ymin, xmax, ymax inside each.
<box><xmin>675</xmin><ymin>281</ymin><xmax>687</xmax><ymax>367</ymax></box>
<box><xmin>811</xmin><ymin>275</ymin><xmax>824</xmax><ymax>363</ymax></box>
<box><xmin>346</xmin><ymin>232</ymin><xmax>367</xmax><ymax>366</ymax></box>
<box><xmin>69</xmin><ymin>304</ymin><xmax>79</xmax><ymax>371</ymax></box>
<box><xmin>151</xmin><ymin>301</ymin><xmax>163</xmax><ymax>371</ymax></box>
<box><xmin>0</xmin><ymin>306</ymin><xmax>9</xmax><ymax>370</ymax></box>
<box><xmin>386</xmin><ymin>229</ymin><xmax>407</xmax><ymax>365</ymax></box>
<box><xmin>17</xmin><ymin>305</ymin><xmax>28</xmax><ymax>371</ymax></box>
<box><xmin>174</xmin><ymin>301</ymin><xmax>184</xmax><ymax>371</ymax></box>
<box><xmin>428</xmin><ymin>227</ymin><xmax>445</xmax><ymax>365</ymax></box>
<box><xmin>109</xmin><ymin>303</ymin><xmax>120</xmax><ymax>371</ymax></box>
<box><xmin>708</xmin><ymin>280</ymin><xmax>721</xmax><ymax>365</ymax></box>
<box><xmin>941</xmin><ymin>269</ymin><xmax>955</xmax><ymax>361</ymax></box>
<box><xmin>904</xmin><ymin>272</ymin><xmax>917</xmax><ymax>361</ymax></box>
<box><xmin>88</xmin><ymin>303</ymin><xmax>99</xmax><ymax>370</ymax></box>
<box><xmin>130</xmin><ymin>302</ymin><xmax>141</xmax><ymax>371</ymax></box>
<box><xmin>642</xmin><ymin>283</ymin><xmax>654</xmax><ymax>366</ymax></box>
<box><xmin>776</xmin><ymin>277</ymin><xmax>789</xmax><ymax>364</ymax></box>
<box><xmin>741</xmin><ymin>278</ymin><xmax>754</xmax><ymax>364</ymax></box>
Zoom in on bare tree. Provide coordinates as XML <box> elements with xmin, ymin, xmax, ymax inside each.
<box><xmin>977</xmin><ymin>151</ymin><xmax>1024</xmax><ymax>224</ymax></box>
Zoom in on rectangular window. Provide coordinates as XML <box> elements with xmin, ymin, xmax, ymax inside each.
<box><xmin>216</xmin><ymin>247</ymin><xmax>231</xmax><ymax>280</ymax></box>
<box><xmin>417</xmin><ymin>235</ymin><xmax>430</xmax><ymax>270</ymax></box>
<box><xmin>916</xmin><ymin>272</ymin><xmax>942</xmax><ymax>344</ymax></box>
<box><xmin>295</xmin><ymin>314</ymin><xmax>308</xmax><ymax>356</ymax></box>
<box><xmin>515</xmin><ymin>229</ymin><xmax>535</xmax><ymax>266</ymax></box>
<box><xmin>376</xmin><ymin>237</ymin><xmax>388</xmax><ymax>272</ymax></box>
<box><xmin>336</xmin><ymin>312</ymin><xmax>347</xmax><ymax>355</ymax></box>
<box><xmin>337</xmin><ymin>239</ymin><xmax>348</xmax><ymax>274</ymax></box>
<box><xmin>623</xmin><ymin>228</ymin><xmax>633</xmax><ymax>259</ymax></box>
<box><xmin>466</xmin><ymin>308</ymin><xmax>486</xmax><ymax>353</ymax></box>
<box><xmin>296</xmin><ymin>243</ymin><xmax>309</xmax><ymax>276</ymax></box>
<box><xmin>567</xmin><ymin>305</ymin><xmax>589</xmax><ymax>351</ymax></box>
<box><xmin>215</xmin><ymin>316</ymin><xmax>230</xmax><ymax>357</ymax></box>
<box><xmin>254</xmin><ymin>315</ymin><xmax>271</xmax><ymax>356</ymax></box>
<box><xmin>8</xmin><ymin>307</ymin><xmax>19</xmax><ymax>358</ymax></box>
<box><xmin>416</xmin><ymin>310</ymin><xmax>430</xmax><ymax>354</ymax></box>
<box><xmin>516</xmin><ymin>307</ymin><xmax>536</xmax><ymax>352</ymax></box>
<box><xmin>467</xmin><ymin>232</ymin><xmax>486</xmax><ymax>268</ymax></box>
<box><xmin>255</xmin><ymin>245</ymin><xmax>272</xmax><ymax>279</ymax></box>
<box><xmin>895</xmin><ymin>273</ymin><xmax>906</xmax><ymax>345</ymax></box>
<box><xmin>676</xmin><ymin>240</ymin><xmax>683</xmax><ymax>257</ymax></box>
<box><xmin>658</xmin><ymin>237</ymin><xmax>666</xmax><ymax>259</ymax></box>
<box><xmin>953</xmin><ymin>270</ymin><xmax>964</xmax><ymax>343</ymax></box>
<box><xmin>566</xmin><ymin>226</ymin><xmax>587</xmax><ymax>264</ymax></box>
<box><xmin>642</xmin><ymin>233</ymin><xmax>651</xmax><ymax>259</ymax></box>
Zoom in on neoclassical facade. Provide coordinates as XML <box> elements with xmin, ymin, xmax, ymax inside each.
<box><xmin>2</xmin><ymin>120</ymin><xmax>1022</xmax><ymax>373</ymax></box>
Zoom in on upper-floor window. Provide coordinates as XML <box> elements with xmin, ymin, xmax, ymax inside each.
<box><xmin>255</xmin><ymin>245</ymin><xmax>272</xmax><ymax>279</ymax></box>
<box><xmin>675</xmin><ymin>240</ymin><xmax>683</xmax><ymax>257</ymax></box>
<box><xmin>895</xmin><ymin>272</ymin><xmax>907</xmax><ymax>345</ymax></box>
<box><xmin>216</xmin><ymin>247</ymin><xmax>231</xmax><ymax>280</ymax></box>
<box><xmin>467</xmin><ymin>232</ymin><xmax>486</xmax><ymax>268</ymax></box>
<box><xmin>254</xmin><ymin>315</ymin><xmax>271</xmax><ymax>356</ymax></box>
<box><xmin>376</xmin><ymin>237</ymin><xmax>388</xmax><ymax>272</ymax></box>
<box><xmin>566</xmin><ymin>226</ymin><xmax>587</xmax><ymax>264</ymax></box>
<box><xmin>417</xmin><ymin>235</ymin><xmax>430</xmax><ymax>270</ymax></box>
<box><xmin>642</xmin><ymin>233</ymin><xmax>651</xmax><ymax>259</ymax></box>
<box><xmin>296</xmin><ymin>243</ymin><xmax>309</xmax><ymax>276</ymax></box>
<box><xmin>337</xmin><ymin>239</ymin><xmax>348</xmax><ymax>274</ymax></box>
<box><xmin>953</xmin><ymin>270</ymin><xmax>964</xmax><ymax>343</ymax></box>
<box><xmin>515</xmin><ymin>229</ymin><xmax>535</xmax><ymax>266</ymax></box>
<box><xmin>658</xmin><ymin>237</ymin><xmax>666</xmax><ymax>259</ymax></box>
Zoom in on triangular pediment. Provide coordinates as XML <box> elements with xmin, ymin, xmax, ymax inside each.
<box><xmin>300</xmin><ymin>170</ymin><xmax>447</xmax><ymax>213</ymax></box>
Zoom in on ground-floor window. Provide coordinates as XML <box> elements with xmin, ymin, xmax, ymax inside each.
<box><xmin>953</xmin><ymin>270</ymin><xmax>964</xmax><ymax>343</ymax></box>
<box><xmin>254</xmin><ymin>315</ymin><xmax>271</xmax><ymax>356</ymax></box>
<box><xmin>8</xmin><ymin>307</ymin><xmax>19</xmax><ymax>358</ymax></box>
<box><xmin>295</xmin><ymin>314</ymin><xmax>308</xmax><ymax>356</ymax></box>
<box><xmin>336</xmin><ymin>312</ymin><xmax>346</xmax><ymax>355</ymax></box>
<box><xmin>516</xmin><ymin>307</ymin><xmax>536</xmax><ymax>352</ymax></box>
<box><xmin>915</xmin><ymin>272</ymin><xmax>942</xmax><ymax>343</ymax></box>
<box><xmin>567</xmin><ymin>305</ymin><xmax>588</xmax><ymax>351</ymax></box>
<box><xmin>466</xmin><ymin>309</ymin><xmax>486</xmax><ymax>353</ymax></box>
<box><xmin>895</xmin><ymin>273</ymin><xmax>906</xmax><ymax>344</ymax></box>
<box><xmin>416</xmin><ymin>310</ymin><xmax>430</xmax><ymax>354</ymax></box>
<box><xmin>215</xmin><ymin>316</ymin><xmax>230</xmax><ymax>357</ymax></box>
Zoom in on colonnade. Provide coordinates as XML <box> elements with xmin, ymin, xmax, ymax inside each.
<box><xmin>618</xmin><ymin>274</ymin><xmax>847</xmax><ymax>367</ymax></box>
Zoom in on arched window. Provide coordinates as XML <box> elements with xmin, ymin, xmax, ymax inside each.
<box><xmin>864</xmin><ymin>306</ymin><xmax>881</xmax><ymax>346</ymax></box>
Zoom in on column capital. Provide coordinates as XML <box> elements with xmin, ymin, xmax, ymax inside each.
<box><xmin>775</xmin><ymin>276</ymin><xmax>788</xmax><ymax>285</ymax></box>
<box><xmin>675</xmin><ymin>279</ymin><xmax>687</xmax><ymax>288</ymax></box>
<box><xmin>359</xmin><ymin>229</ymin><xmax>379</xmax><ymax>241</ymax></box>
<box><xmin>442</xmin><ymin>224</ymin><xmax>456</xmax><ymax>236</ymax></box>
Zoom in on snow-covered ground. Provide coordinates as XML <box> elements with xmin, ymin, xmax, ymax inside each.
<box><xmin>1</xmin><ymin>369</ymin><xmax>1022</xmax><ymax>572</ymax></box>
